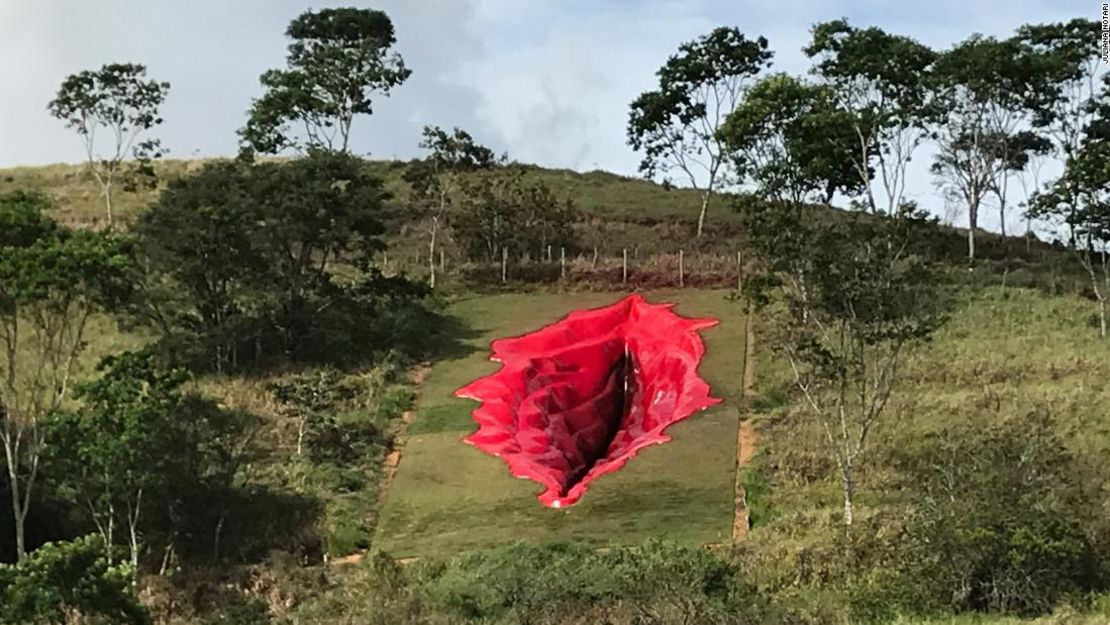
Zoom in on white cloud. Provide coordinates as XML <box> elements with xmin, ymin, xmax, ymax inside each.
<box><xmin>0</xmin><ymin>0</ymin><xmax>1099</xmax><ymax>234</ymax></box>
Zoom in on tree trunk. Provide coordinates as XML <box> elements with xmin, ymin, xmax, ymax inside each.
<box><xmin>128</xmin><ymin>488</ymin><xmax>143</xmax><ymax>586</ymax></box>
<box><xmin>429</xmin><ymin>216</ymin><xmax>439</xmax><ymax>289</ymax></box>
<box><xmin>296</xmin><ymin>416</ymin><xmax>306</xmax><ymax>456</ymax></box>
<box><xmin>967</xmin><ymin>204</ymin><xmax>977</xmax><ymax>263</ymax></box>
<box><xmin>841</xmin><ymin>466</ymin><xmax>855</xmax><ymax>527</ymax></box>
<box><xmin>4</xmin><ymin>447</ymin><xmax>25</xmax><ymax>560</ymax></box>
<box><xmin>696</xmin><ymin>189</ymin><xmax>711</xmax><ymax>238</ymax></box>
<box><xmin>1099</xmin><ymin>298</ymin><xmax>1107</xmax><ymax>339</ymax></box>
<box><xmin>103</xmin><ymin>180</ymin><xmax>114</xmax><ymax>230</ymax></box>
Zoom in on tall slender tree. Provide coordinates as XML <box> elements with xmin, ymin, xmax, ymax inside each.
<box><xmin>739</xmin><ymin>200</ymin><xmax>945</xmax><ymax>527</ymax></box>
<box><xmin>628</xmin><ymin>27</ymin><xmax>772</xmax><ymax>237</ymax></box>
<box><xmin>404</xmin><ymin>126</ymin><xmax>499</xmax><ymax>288</ymax></box>
<box><xmin>47</xmin><ymin>63</ymin><xmax>169</xmax><ymax>229</ymax></box>
<box><xmin>0</xmin><ymin>193</ymin><xmax>131</xmax><ymax>560</ymax></box>
<box><xmin>930</xmin><ymin>35</ymin><xmax>1056</xmax><ymax>261</ymax></box>
<box><xmin>1017</xmin><ymin>19</ymin><xmax>1106</xmax><ymax>242</ymax></box>
<box><xmin>1029</xmin><ymin>75</ymin><xmax>1110</xmax><ymax>337</ymax></box>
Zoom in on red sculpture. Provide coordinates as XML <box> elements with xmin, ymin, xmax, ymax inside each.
<box><xmin>455</xmin><ymin>294</ymin><xmax>721</xmax><ymax>508</ymax></box>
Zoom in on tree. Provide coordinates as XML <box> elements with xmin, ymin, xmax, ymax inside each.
<box><xmin>930</xmin><ymin>35</ymin><xmax>1056</xmax><ymax>261</ymax></box>
<box><xmin>404</xmin><ymin>126</ymin><xmax>499</xmax><ymax>288</ymax></box>
<box><xmin>1029</xmin><ymin>77</ymin><xmax>1110</xmax><ymax>336</ymax></box>
<box><xmin>269</xmin><ymin>368</ymin><xmax>353</xmax><ymax>458</ymax></box>
<box><xmin>1018</xmin><ymin>19</ymin><xmax>1105</xmax><ymax>161</ymax></box>
<box><xmin>1017</xmin><ymin>19</ymin><xmax>1106</xmax><ymax>242</ymax></box>
<box><xmin>628</xmin><ymin>27</ymin><xmax>772</xmax><ymax>237</ymax></box>
<box><xmin>47</xmin><ymin>353</ymin><xmax>190</xmax><ymax>581</ymax></box>
<box><xmin>805</xmin><ymin>20</ymin><xmax>937</xmax><ymax>214</ymax></box>
<box><xmin>739</xmin><ymin>201</ymin><xmax>945</xmax><ymax>527</ymax></box>
<box><xmin>0</xmin><ymin>194</ymin><xmax>132</xmax><ymax>560</ymax></box>
<box><xmin>136</xmin><ymin>153</ymin><xmax>435</xmax><ymax>371</ymax></box>
<box><xmin>453</xmin><ymin>167</ymin><xmax>577</xmax><ymax>267</ymax></box>
<box><xmin>0</xmin><ymin>535</ymin><xmax>149</xmax><ymax>625</ymax></box>
<box><xmin>47</xmin><ymin>63</ymin><xmax>169</xmax><ymax>229</ymax></box>
<box><xmin>718</xmin><ymin>73</ymin><xmax>863</xmax><ymax>204</ymax></box>
<box><xmin>240</xmin><ymin>7</ymin><xmax>411</xmax><ymax>156</ymax></box>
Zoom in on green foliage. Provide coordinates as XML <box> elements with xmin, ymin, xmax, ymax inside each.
<box><xmin>930</xmin><ymin>33</ymin><xmax>1061</xmax><ymax>258</ymax></box>
<box><xmin>628</xmin><ymin>26</ymin><xmax>771</xmax><ymax>180</ymax></box>
<box><xmin>240</xmin><ymin>7</ymin><xmax>411</xmax><ymax>155</ymax></box>
<box><xmin>0</xmin><ymin>198</ymin><xmax>134</xmax><ymax>559</ymax></box>
<box><xmin>741</xmin><ymin>199</ymin><xmax>947</xmax><ymax>526</ymax></box>
<box><xmin>406</xmin><ymin>126</ymin><xmax>499</xmax><ymax>187</ymax></box>
<box><xmin>0</xmin><ymin>191</ymin><xmax>57</xmax><ymax>248</ymax></box>
<box><xmin>136</xmin><ymin>152</ymin><xmax>437</xmax><ymax>371</ymax></box>
<box><xmin>269</xmin><ymin>368</ymin><xmax>389</xmax><ymax>464</ymax></box>
<box><xmin>804</xmin><ymin>19</ymin><xmax>936</xmax><ymax>213</ymax></box>
<box><xmin>628</xmin><ymin>26</ymin><xmax>773</xmax><ymax>235</ymax></box>
<box><xmin>0</xmin><ymin>535</ymin><xmax>150</xmax><ymax>625</ymax></box>
<box><xmin>404</xmin><ymin>125</ymin><xmax>501</xmax><ymax>287</ymax></box>
<box><xmin>295</xmin><ymin>541</ymin><xmax>771</xmax><ymax>625</ymax></box>
<box><xmin>893</xmin><ymin>415</ymin><xmax>1107</xmax><ymax>615</ymax></box>
<box><xmin>203</xmin><ymin>597</ymin><xmax>270</xmax><ymax>625</ymax></box>
<box><xmin>46</xmin><ymin>351</ymin><xmax>267</xmax><ymax>572</ymax></box>
<box><xmin>47</xmin><ymin>63</ymin><xmax>169</xmax><ymax>227</ymax></box>
<box><xmin>1029</xmin><ymin>73</ymin><xmax>1110</xmax><ymax>335</ymax></box>
<box><xmin>719</xmin><ymin>73</ymin><xmax>864</xmax><ymax>203</ymax></box>
<box><xmin>1016</xmin><ymin>19</ymin><xmax>1102</xmax><ymax>154</ymax></box>
<box><xmin>453</xmin><ymin>167</ymin><xmax>578</xmax><ymax>265</ymax></box>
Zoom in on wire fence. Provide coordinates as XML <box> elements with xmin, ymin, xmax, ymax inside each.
<box><xmin>379</xmin><ymin>247</ymin><xmax>750</xmax><ymax>291</ymax></box>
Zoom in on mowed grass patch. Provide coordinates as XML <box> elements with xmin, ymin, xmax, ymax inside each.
<box><xmin>375</xmin><ymin>289</ymin><xmax>747</xmax><ymax>557</ymax></box>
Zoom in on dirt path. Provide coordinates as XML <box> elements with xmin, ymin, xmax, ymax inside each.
<box><xmin>375</xmin><ymin>364</ymin><xmax>431</xmax><ymax>507</ymax></box>
<box><xmin>732</xmin><ymin>310</ymin><xmax>759</xmax><ymax>542</ymax></box>
<box><xmin>376</xmin><ymin>364</ymin><xmax>431</xmax><ymax>506</ymax></box>
<box><xmin>330</xmin><ymin>364</ymin><xmax>431</xmax><ymax>567</ymax></box>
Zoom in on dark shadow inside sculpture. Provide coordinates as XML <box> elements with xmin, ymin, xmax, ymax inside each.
<box><xmin>524</xmin><ymin>342</ymin><xmax>643</xmax><ymax>497</ymax></box>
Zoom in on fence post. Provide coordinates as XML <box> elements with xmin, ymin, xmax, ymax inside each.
<box><xmin>440</xmin><ymin>249</ymin><xmax>445</xmax><ymax>273</ymax></box>
<box><xmin>679</xmin><ymin>250</ymin><xmax>684</xmax><ymax>288</ymax></box>
<box><xmin>737</xmin><ymin>250</ymin><xmax>744</xmax><ymax>291</ymax></box>
<box><xmin>592</xmin><ymin>247</ymin><xmax>598</xmax><ymax>269</ymax></box>
<box><xmin>502</xmin><ymin>246</ymin><xmax>508</xmax><ymax>283</ymax></box>
<box><xmin>560</xmin><ymin>246</ymin><xmax>566</xmax><ymax>281</ymax></box>
<box><xmin>547</xmin><ymin>244</ymin><xmax>552</xmax><ymax>263</ymax></box>
<box><xmin>622</xmin><ymin>248</ymin><xmax>628</xmax><ymax>286</ymax></box>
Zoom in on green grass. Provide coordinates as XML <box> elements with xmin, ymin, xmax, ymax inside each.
<box><xmin>745</xmin><ymin>286</ymin><xmax>1110</xmax><ymax>574</ymax></box>
<box><xmin>374</xmin><ymin>289</ymin><xmax>747</xmax><ymax>558</ymax></box>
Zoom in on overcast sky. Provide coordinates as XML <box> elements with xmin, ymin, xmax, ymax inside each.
<box><xmin>0</xmin><ymin>0</ymin><xmax>1099</xmax><ymax>232</ymax></box>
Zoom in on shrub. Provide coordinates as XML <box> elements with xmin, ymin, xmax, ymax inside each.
<box><xmin>892</xmin><ymin>413</ymin><xmax>1107</xmax><ymax>615</ymax></box>
<box><xmin>0</xmin><ymin>535</ymin><xmax>150</xmax><ymax>625</ymax></box>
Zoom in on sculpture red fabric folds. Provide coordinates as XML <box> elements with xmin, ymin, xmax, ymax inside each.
<box><xmin>455</xmin><ymin>294</ymin><xmax>721</xmax><ymax>508</ymax></box>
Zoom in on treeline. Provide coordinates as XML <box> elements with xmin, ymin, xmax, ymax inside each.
<box><xmin>627</xmin><ymin>18</ymin><xmax>1109</xmax><ymax>332</ymax></box>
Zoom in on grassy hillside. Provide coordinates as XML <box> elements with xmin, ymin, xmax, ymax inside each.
<box><xmin>6</xmin><ymin>159</ymin><xmax>1109</xmax><ymax>623</ymax></box>
<box><xmin>0</xmin><ymin>159</ymin><xmax>1057</xmax><ymax>269</ymax></box>
<box><xmin>0</xmin><ymin>159</ymin><xmax>719</xmax><ymax>228</ymax></box>
<box><xmin>740</xmin><ymin>286</ymin><xmax>1110</xmax><ymax>591</ymax></box>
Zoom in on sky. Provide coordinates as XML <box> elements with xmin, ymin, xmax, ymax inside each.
<box><xmin>0</xmin><ymin>0</ymin><xmax>1100</xmax><ymax>233</ymax></box>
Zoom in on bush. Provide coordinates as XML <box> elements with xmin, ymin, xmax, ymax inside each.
<box><xmin>892</xmin><ymin>413</ymin><xmax>1107</xmax><ymax>616</ymax></box>
<box><xmin>135</xmin><ymin>153</ymin><xmax>444</xmax><ymax>372</ymax></box>
<box><xmin>291</xmin><ymin>541</ymin><xmax>775</xmax><ymax>624</ymax></box>
<box><xmin>0</xmin><ymin>535</ymin><xmax>150</xmax><ymax>625</ymax></box>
